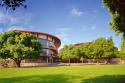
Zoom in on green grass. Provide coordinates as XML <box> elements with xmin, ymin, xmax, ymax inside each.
<box><xmin>0</xmin><ymin>65</ymin><xmax>125</xmax><ymax>83</ymax></box>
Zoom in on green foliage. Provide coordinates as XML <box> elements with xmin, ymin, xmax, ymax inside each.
<box><xmin>59</xmin><ymin>45</ymin><xmax>77</xmax><ymax>63</ymax></box>
<box><xmin>0</xmin><ymin>58</ymin><xmax>9</xmax><ymax>68</ymax></box>
<box><xmin>102</xmin><ymin>0</ymin><xmax>125</xmax><ymax>34</ymax></box>
<box><xmin>0</xmin><ymin>0</ymin><xmax>27</xmax><ymax>10</ymax></box>
<box><xmin>103</xmin><ymin>0</ymin><xmax>125</xmax><ymax>61</ymax></box>
<box><xmin>59</xmin><ymin>37</ymin><xmax>118</xmax><ymax>63</ymax></box>
<box><xmin>80</xmin><ymin>43</ymin><xmax>93</xmax><ymax>59</ymax></box>
<box><xmin>103</xmin><ymin>37</ymin><xmax>117</xmax><ymax>58</ymax></box>
<box><xmin>119</xmin><ymin>51</ymin><xmax>125</xmax><ymax>60</ymax></box>
<box><xmin>0</xmin><ymin>30</ymin><xmax>42</xmax><ymax>67</ymax></box>
<box><xmin>80</xmin><ymin>37</ymin><xmax>117</xmax><ymax>60</ymax></box>
<box><xmin>120</xmin><ymin>35</ymin><xmax>125</xmax><ymax>51</ymax></box>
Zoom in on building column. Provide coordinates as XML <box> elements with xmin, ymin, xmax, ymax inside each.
<box><xmin>51</xmin><ymin>57</ymin><xmax>53</xmax><ymax>63</ymax></box>
<box><xmin>46</xmin><ymin>56</ymin><xmax>49</xmax><ymax>63</ymax></box>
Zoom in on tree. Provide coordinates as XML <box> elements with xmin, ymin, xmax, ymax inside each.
<box><xmin>0</xmin><ymin>30</ymin><xmax>42</xmax><ymax>67</ymax></box>
<box><xmin>102</xmin><ymin>0</ymin><xmax>125</xmax><ymax>34</ymax></box>
<box><xmin>71</xmin><ymin>46</ymin><xmax>84</xmax><ymax>63</ymax></box>
<box><xmin>80</xmin><ymin>37</ymin><xmax>118</xmax><ymax>63</ymax></box>
<box><xmin>77</xmin><ymin>47</ymin><xmax>85</xmax><ymax>63</ymax></box>
<box><xmin>120</xmin><ymin>34</ymin><xmax>125</xmax><ymax>51</ymax></box>
<box><xmin>80</xmin><ymin>43</ymin><xmax>90</xmax><ymax>59</ymax></box>
<box><xmin>103</xmin><ymin>0</ymin><xmax>125</xmax><ymax>59</ymax></box>
<box><xmin>103</xmin><ymin>37</ymin><xmax>118</xmax><ymax>63</ymax></box>
<box><xmin>119</xmin><ymin>51</ymin><xmax>125</xmax><ymax>61</ymax></box>
<box><xmin>0</xmin><ymin>0</ymin><xmax>27</xmax><ymax>10</ymax></box>
<box><xmin>59</xmin><ymin>44</ymin><xmax>78</xmax><ymax>64</ymax></box>
<box><xmin>92</xmin><ymin>37</ymin><xmax>106</xmax><ymax>60</ymax></box>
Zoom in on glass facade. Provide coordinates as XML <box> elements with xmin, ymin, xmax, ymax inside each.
<box><xmin>38</xmin><ymin>38</ymin><xmax>56</xmax><ymax>57</ymax></box>
<box><xmin>41</xmin><ymin>49</ymin><xmax>54</xmax><ymax>56</ymax></box>
<box><xmin>38</xmin><ymin>38</ymin><xmax>55</xmax><ymax>48</ymax></box>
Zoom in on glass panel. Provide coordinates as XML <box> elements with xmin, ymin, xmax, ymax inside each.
<box><xmin>41</xmin><ymin>49</ymin><xmax>53</xmax><ymax>56</ymax></box>
<box><xmin>38</xmin><ymin>38</ymin><xmax>47</xmax><ymax>46</ymax></box>
<box><xmin>38</xmin><ymin>38</ymin><xmax>55</xmax><ymax>48</ymax></box>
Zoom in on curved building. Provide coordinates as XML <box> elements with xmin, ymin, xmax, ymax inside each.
<box><xmin>16</xmin><ymin>30</ymin><xmax>61</xmax><ymax>63</ymax></box>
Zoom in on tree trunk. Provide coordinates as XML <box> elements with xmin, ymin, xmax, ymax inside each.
<box><xmin>68</xmin><ymin>59</ymin><xmax>70</xmax><ymax>66</ymax></box>
<box><xmin>16</xmin><ymin>61</ymin><xmax>21</xmax><ymax>67</ymax></box>
<box><xmin>13</xmin><ymin>58</ymin><xmax>22</xmax><ymax>68</ymax></box>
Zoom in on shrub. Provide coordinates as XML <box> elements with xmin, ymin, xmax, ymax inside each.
<box><xmin>0</xmin><ymin>58</ymin><xmax>9</xmax><ymax>68</ymax></box>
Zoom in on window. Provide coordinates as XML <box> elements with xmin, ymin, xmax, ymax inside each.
<box><xmin>38</xmin><ymin>38</ymin><xmax>55</xmax><ymax>48</ymax></box>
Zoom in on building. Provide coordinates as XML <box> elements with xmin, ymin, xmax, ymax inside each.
<box><xmin>16</xmin><ymin>30</ymin><xmax>61</xmax><ymax>63</ymax></box>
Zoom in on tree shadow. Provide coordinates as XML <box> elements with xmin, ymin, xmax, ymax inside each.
<box><xmin>0</xmin><ymin>74</ymin><xmax>81</xmax><ymax>83</ymax></box>
<box><xmin>81</xmin><ymin>75</ymin><xmax>125</xmax><ymax>83</ymax></box>
<box><xmin>1</xmin><ymin>74</ymin><xmax>125</xmax><ymax>83</ymax></box>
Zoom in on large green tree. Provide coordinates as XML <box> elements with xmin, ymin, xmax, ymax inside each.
<box><xmin>103</xmin><ymin>0</ymin><xmax>125</xmax><ymax>34</ymax></box>
<box><xmin>0</xmin><ymin>30</ymin><xmax>42</xmax><ymax>67</ymax></box>
<box><xmin>80</xmin><ymin>37</ymin><xmax>118</xmax><ymax>63</ymax></box>
<box><xmin>59</xmin><ymin>44</ymin><xmax>78</xmax><ymax>64</ymax></box>
<box><xmin>0</xmin><ymin>0</ymin><xmax>27</xmax><ymax>10</ymax></box>
<box><xmin>103</xmin><ymin>0</ymin><xmax>125</xmax><ymax>53</ymax></box>
<box><xmin>92</xmin><ymin>37</ymin><xmax>106</xmax><ymax>59</ymax></box>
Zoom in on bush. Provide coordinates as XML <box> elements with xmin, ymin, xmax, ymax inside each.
<box><xmin>0</xmin><ymin>58</ymin><xmax>9</xmax><ymax>68</ymax></box>
<box><xmin>119</xmin><ymin>51</ymin><xmax>125</xmax><ymax>60</ymax></box>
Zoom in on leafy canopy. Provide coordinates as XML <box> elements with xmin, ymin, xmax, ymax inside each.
<box><xmin>0</xmin><ymin>30</ymin><xmax>42</xmax><ymax>67</ymax></box>
<box><xmin>0</xmin><ymin>0</ymin><xmax>27</xmax><ymax>10</ymax></box>
<box><xmin>59</xmin><ymin>37</ymin><xmax>118</xmax><ymax>62</ymax></box>
<box><xmin>103</xmin><ymin>0</ymin><xmax>125</xmax><ymax>34</ymax></box>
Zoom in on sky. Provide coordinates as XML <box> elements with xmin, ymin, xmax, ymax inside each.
<box><xmin>0</xmin><ymin>0</ymin><xmax>122</xmax><ymax>49</ymax></box>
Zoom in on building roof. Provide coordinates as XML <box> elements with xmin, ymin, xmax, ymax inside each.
<box><xmin>15</xmin><ymin>29</ymin><xmax>61</xmax><ymax>48</ymax></box>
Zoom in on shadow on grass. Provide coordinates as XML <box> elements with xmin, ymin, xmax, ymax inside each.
<box><xmin>0</xmin><ymin>74</ymin><xmax>125</xmax><ymax>83</ymax></box>
<box><xmin>0</xmin><ymin>74</ymin><xmax>81</xmax><ymax>83</ymax></box>
<box><xmin>82</xmin><ymin>75</ymin><xmax>125</xmax><ymax>83</ymax></box>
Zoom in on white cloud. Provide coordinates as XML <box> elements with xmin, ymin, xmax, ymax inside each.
<box><xmin>0</xmin><ymin>11</ymin><xmax>21</xmax><ymax>25</ymax></box>
<box><xmin>0</xmin><ymin>11</ymin><xmax>34</xmax><ymax>31</ymax></box>
<box><xmin>7</xmin><ymin>26</ymin><xmax>25</xmax><ymax>31</ymax></box>
<box><xmin>93</xmin><ymin>10</ymin><xmax>97</xmax><ymax>13</ymax></box>
<box><xmin>91</xmin><ymin>26</ymin><xmax>96</xmax><ymax>30</ymax></box>
<box><xmin>81</xmin><ymin>25</ymin><xmax>87</xmax><ymax>30</ymax></box>
<box><xmin>101</xmin><ymin>3</ymin><xmax>105</xmax><ymax>9</ymax></box>
<box><xmin>56</xmin><ymin>27</ymin><xmax>71</xmax><ymax>32</ymax></box>
<box><xmin>70</xmin><ymin>8</ymin><xmax>83</xmax><ymax>17</ymax></box>
<box><xmin>81</xmin><ymin>25</ymin><xmax>97</xmax><ymax>31</ymax></box>
<box><xmin>0</xmin><ymin>28</ymin><xmax>3</xmax><ymax>32</ymax></box>
<box><xmin>6</xmin><ymin>25</ymin><xmax>36</xmax><ymax>31</ymax></box>
<box><xmin>55</xmin><ymin>28</ymin><xmax>71</xmax><ymax>49</ymax></box>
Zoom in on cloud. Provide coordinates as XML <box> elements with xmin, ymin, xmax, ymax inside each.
<box><xmin>70</xmin><ymin>8</ymin><xmax>83</xmax><ymax>17</ymax></box>
<box><xmin>101</xmin><ymin>3</ymin><xmax>105</xmax><ymax>9</ymax></box>
<box><xmin>55</xmin><ymin>28</ymin><xmax>71</xmax><ymax>49</ymax></box>
<box><xmin>81</xmin><ymin>25</ymin><xmax>87</xmax><ymax>30</ymax></box>
<box><xmin>6</xmin><ymin>25</ymin><xmax>36</xmax><ymax>31</ymax></box>
<box><xmin>56</xmin><ymin>27</ymin><xmax>71</xmax><ymax>32</ymax></box>
<box><xmin>0</xmin><ymin>11</ymin><xmax>34</xmax><ymax>31</ymax></box>
<box><xmin>81</xmin><ymin>25</ymin><xmax>97</xmax><ymax>30</ymax></box>
<box><xmin>7</xmin><ymin>26</ymin><xmax>25</xmax><ymax>31</ymax></box>
<box><xmin>93</xmin><ymin>10</ymin><xmax>97</xmax><ymax>13</ymax></box>
<box><xmin>0</xmin><ymin>11</ymin><xmax>22</xmax><ymax>25</ymax></box>
<box><xmin>0</xmin><ymin>28</ymin><xmax>3</xmax><ymax>32</ymax></box>
<box><xmin>91</xmin><ymin>26</ymin><xmax>96</xmax><ymax>30</ymax></box>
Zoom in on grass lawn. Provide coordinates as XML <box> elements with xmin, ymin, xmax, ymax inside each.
<box><xmin>0</xmin><ymin>65</ymin><xmax>125</xmax><ymax>83</ymax></box>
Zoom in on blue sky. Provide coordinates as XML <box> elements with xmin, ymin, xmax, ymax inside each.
<box><xmin>0</xmin><ymin>0</ymin><xmax>122</xmax><ymax>48</ymax></box>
